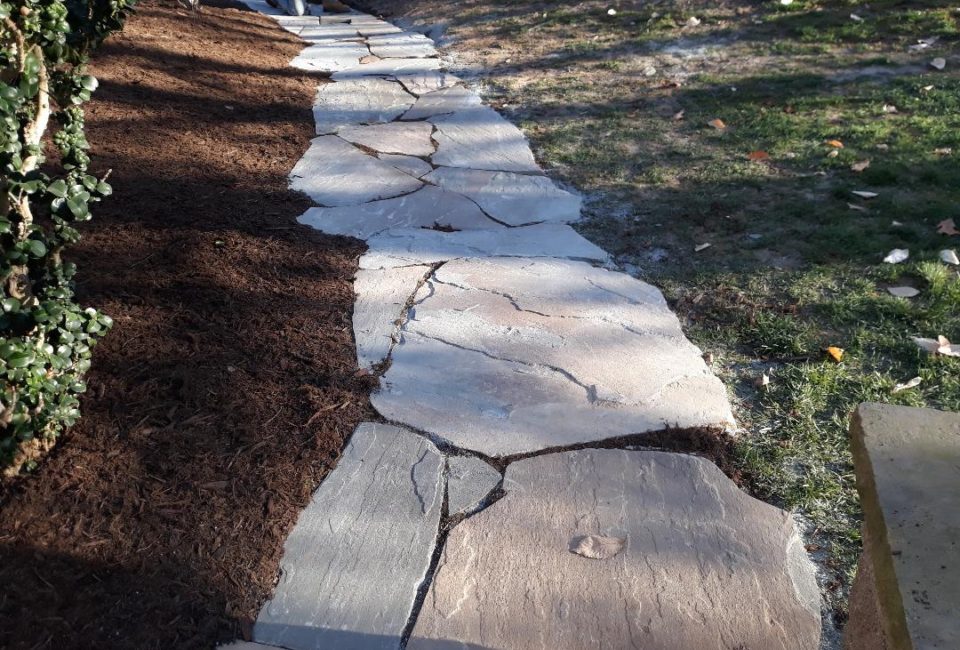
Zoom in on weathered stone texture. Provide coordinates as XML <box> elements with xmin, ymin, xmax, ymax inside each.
<box><xmin>312</xmin><ymin>78</ymin><xmax>415</xmax><ymax>135</ymax></box>
<box><xmin>352</xmin><ymin>266</ymin><xmax>431</xmax><ymax>369</ymax></box>
<box><xmin>430</xmin><ymin>107</ymin><xmax>541</xmax><ymax>173</ymax></box>
<box><xmin>446</xmin><ymin>456</ymin><xmax>501</xmax><ymax>516</ymax></box>
<box><xmin>338</xmin><ymin>122</ymin><xmax>436</xmax><ymax>156</ymax></box>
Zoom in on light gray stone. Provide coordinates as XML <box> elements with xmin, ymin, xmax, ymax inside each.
<box><xmin>401</xmin><ymin>86</ymin><xmax>482</xmax><ymax>121</ymax></box>
<box><xmin>255</xmin><ymin>422</ymin><xmax>443</xmax><ymax>650</ymax></box>
<box><xmin>378</xmin><ymin>153</ymin><xmax>434</xmax><ymax>179</ymax></box>
<box><xmin>331</xmin><ymin>57</ymin><xmax>441</xmax><ymax>81</ymax></box>
<box><xmin>367</xmin><ymin>34</ymin><xmax>437</xmax><ymax>59</ymax></box>
<box><xmin>298</xmin><ymin>25</ymin><xmax>362</xmax><ymax>42</ymax></box>
<box><xmin>429</xmin><ymin>107</ymin><xmax>541</xmax><ymax>173</ymax></box>
<box><xmin>313</xmin><ymin>78</ymin><xmax>415</xmax><ymax>136</ymax></box>
<box><xmin>394</xmin><ymin>71</ymin><xmax>462</xmax><ymax>97</ymax></box>
<box><xmin>240</xmin><ymin>0</ymin><xmax>285</xmax><ymax>16</ymax></box>
<box><xmin>290</xmin><ymin>136</ymin><xmax>423</xmax><ymax>207</ymax></box>
<box><xmin>217</xmin><ymin>643</ymin><xmax>277</xmax><ymax>650</ymax></box>
<box><xmin>446</xmin><ymin>456</ymin><xmax>500</xmax><ymax>516</ymax></box>
<box><xmin>353</xmin><ymin>266</ymin><xmax>431</xmax><ymax>369</ymax></box>
<box><xmin>424</xmin><ymin>167</ymin><xmax>581</xmax><ymax>226</ymax></box>
<box><xmin>290</xmin><ymin>42</ymin><xmax>369</xmax><ymax>73</ymax></box>
<box><xmin>372</xmin><ymin>257</ymin><xmax>733</xmax><ymax>456</ymax></box>
<box><xmin>409</xmin><ymin>449</ymin><xmax>821</xmax><ymax>650</ymax></box>
<box><xmin>338</xmin><ymin>122</ymin><xmax>436</xmax><ymax>157</ymax></box>
<box><xmin>357</xmin><ymin>23</ymin><xmax>405</xmax><ymax>37</ymax></box>
<box><xmin>359</xmin><ymin>224</ymin><xmax>607</xmax><ymax>270</ymax></box>
<box><xmin>298</xmin><ymin>185</ymin><xmax>501</xmax><ymax>239</ymax></box>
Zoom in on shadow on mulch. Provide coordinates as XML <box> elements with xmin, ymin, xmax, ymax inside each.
<box><xmin>0</xmin><ymin>1</ymin><xmax>375</xmax><ymax>648</ymax></box>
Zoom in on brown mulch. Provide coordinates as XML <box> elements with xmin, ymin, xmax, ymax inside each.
<box><xmin>0</xmin><ymin>1</ymin><xmax>375</xmax><ymax>648</ymax></box>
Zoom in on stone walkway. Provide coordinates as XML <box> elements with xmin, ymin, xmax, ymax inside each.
<box><xmin>225</xmin><ymin>5</ymin><xmax>823</xmax><ymax>649</ymax></box>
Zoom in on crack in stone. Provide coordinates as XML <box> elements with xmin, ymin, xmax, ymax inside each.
<box><xmin>374</xmin><ymin>262</ymin><xmax>445</xmax><ymax>374</ymax></box>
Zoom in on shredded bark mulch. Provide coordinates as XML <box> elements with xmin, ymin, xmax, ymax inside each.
<box><xmin>0</xmin><ymin>2</ymin><xmax>375</xmax><ymax>648</ymax></box>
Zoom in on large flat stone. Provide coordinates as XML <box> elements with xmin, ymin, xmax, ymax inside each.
<box><xmin>401</xmin><ymin>86</ymin><xmax>482</xmax><ymax>121</ymax></box>
<box><xmin>353</xmin><ymin>266</ymin><xmax>431</xmax><ymax>369</ymax></box>
<box><xmin>446</xmin><ymin>456</ymin><xmax>501</xmax><ymax>516</ymax></box>
<box><xmin>290</xmin><ymin>136</ymin><xmax>423</xmax><ymax>206</ymax></box>
<box><xmin>367</xmin><ymin>34</ymin><xmax>437</xmax><ymax>59</ymax></box>
<box><xmin>359</xmin><ymin>224</ymin><xmax>607</xmax><ymax>270</ymax></box>
<box><xmin>394</xmin><ymin>70</ymin><xmax>462</xmax><ymax>97</ymax></box>
<box><xmin>255</xmin><ymin>422</ymin><xmax>443</xmax><ymax>650</ymax></box>
<box><xmin>424</xmin><ymin>167</ymin><xmax>581</xmax><ymax>226</ymax></box>
<box><xmin>338</xmin><ymin>122</ymin><xmax>436</xmax><ymax>156</ymax></box>
<box><xmin>372</xmin><ymin>257</ymin><xmax>732</xmax><ymax>456</ymax></box>
<box><xmin>850</xmin><ymin>404</ymin><xmax>960</xmax><ymax>650</ymax></box>
<box><xmin>298</xmin><ymin>185</ymin><xmax>501</xmax><ymax>239</ymax></box>
<box><xmin>331</xmin><ymin>57</ymin><xmax>441</xmax><ymax>81</ymax></box>
<box><xmin>290</xmin><ymin>42</ymin><xmax>369</xmax><ymax>73</ymax></box>
<box><xmin>298</xmin><ymin>25</ymin><xmax>362</xmax><ymax>42</ymax></box>
<box><xmin>430</xmin><ymin>107</ymin><xmax>541</xmax><ymax>173</ymax></box>
<box><xmin>313</xmin><ymin>78</ymin><xmax>415</xmax><ymax>135</ymax></box>
<box><xmin>378</xmin><ymin>153</ymin><xmax>433</xmax><ymax>179</ymax></box>
<box><xmin>356</xmin><ymin>24</ymin><xmax>405</xmax><ymax>37</ymax></box>
<box><xmin>409</xmin><ymin>449</ymin><xmax>821</xmax><ymax>650</ymax></box>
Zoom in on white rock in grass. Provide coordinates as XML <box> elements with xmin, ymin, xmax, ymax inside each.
<box><xmin>882</xmin><ymin>248</ymin><xmax>909</xmax><ymax>264</ymax></box>
<box><xmin>940</xmin><ymin>249</ymin><xmax>960</xmax><ymax>265</ymax></box>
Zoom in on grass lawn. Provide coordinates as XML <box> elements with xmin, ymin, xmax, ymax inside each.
<box><xmin>360</xmin><ymin>0</ymin><xmax>960</xmax><ymax>629</ymax></box>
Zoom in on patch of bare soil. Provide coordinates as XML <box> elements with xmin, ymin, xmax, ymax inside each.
<box><xmin>0</xmin><ymin>2</ymin><xmax>375</xmax><ymax>648</ymax></box>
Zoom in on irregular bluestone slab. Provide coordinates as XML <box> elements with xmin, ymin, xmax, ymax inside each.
<box><xmin>356</xmin><ymin>23</ymin><xmax>404</xmax><ymax>37</ymax></box>
<box><xmin>338</xmin><ymin>122</ymin><xmax>436</xmax><ymax>157</ymax></box>
<box><xmin>446</xmin><ymin>456</ymin><xmax>501</xmax><ymax>516</ymax></box>
<box><xmin>313</xmin><ymin>78</ymin><xmax>415</xmax><ymax>135</ymax></box>
<box><xmin>372</xmin><ymin>257</ymin><xmax>732</xmax><ymax>456</ymax></box>
<box><xmin>353</xmin><ymin>266</ymin><xmax>431</xmax><ymax>369</ymax></box>
<box><xmin>290</xmin><ymin>41</ymin><xmax>369</xmax><ymax>73</ymax></box>
<box><xmin>401</xmin><ymin>86</ymin><xmax>482</xmax><ymax>121</ymax></box>
<box><xmin>367</xmin><ymin>34</ymin><xmax>437</xmax><ymax>59</ymax></box>
<box><xmin>378</xmin><ymin>153</ymin><xmax>433</xmax><ymax>179</ymax></box>
<box><xmin>290</xmin><ymin>136</ymin><xmax>423</xmax><ymax>206</ymax></box>
<box><xmin>424</xmin><ymin>166</ymin><xmax>581</xmax><ymax>226</ymax></box>
<box><xmin>331</xmin><ymin>57</ymin><xmax>441</xmax><ymax>81</ymax></box>
<box><xmin>430</xmin><ymin>107</ymin><xmax>541</xmax><ymax>173</ymax></box>
<box><xmin>409</xmin><ymin>449</ymin><xmax>821</xmax><ymax>650</ymax></box>
<box><xmin>255</xmin><ymin>423</ymin><xmax>444</xmax><ymax>650</ymax></box>
<box><xmin>298</xmin><ymin>185</ymin><xmax>501</xmax><ymax>239</ymax></box>
<box><xmin>394</xmin><ymin>70</ymin><xmax>462</xmax><ymax>97</ymax></box>
<box><xmin>359</xmin><ymin>224</ymin><xmax>607</xmax><ymax>270</ymax></box>
<box><xmin>298</xmin><ymin>24</ymin><xmax>362</xmax><ymax>42</ymax></box>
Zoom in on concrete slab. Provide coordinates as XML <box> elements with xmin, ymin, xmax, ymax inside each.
<box><xmin>401</xmin><ymin>86</ymin><xmax>482</xmax><ymax>121</ymax></box>
<box><xmin>424</xmin><ymin>166</ymin><xmax>581</xmax><ymax>226</ymax></box>
<box><xmin>313</xmin><ymin>77</ymin><xmax>415</xmax><ymax>135</ymax></box>
<box><xmin>290</xmin><ymin>136</ymin><xmax>423</xmax><ymax>206</ymax></box>
<box><xmin>430</xmin><ymin>107</ymin><xmax>541</xmax><ymax>173</ymax></box>
<box><xmin>298</xmin><ymin>185</ymin><xmax>501</xmax><ymax>239</ymax></box>
<box><xmin>372</xmin><ymin>257</ymin><xmax>733</xmax><ymax>456</ymax></box>
<box><xmin>359</xmin><ymin>224</ymin><xmax>607</xmax><ymax>270</ymax></box>
<box><xmin>254</xmin><ymin>422</ymin><xmax>443</xmax><ymax>650</ymax></box>
<box><xmin>353</xmin><ymin>266</ymin><xmax>431</xmax><ymax>369</ymax></box>
<box><xmin>338</xmin><ymin>122</ymin><xmax>436</xmax><ymax>157</ymax></box>
<box><xmin>409</xmin><ymin>449</ymin><xmax>821</xmax><ymax>650</ymax></box>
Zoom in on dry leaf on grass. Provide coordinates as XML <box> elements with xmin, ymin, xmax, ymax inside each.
<box><xmin>853</xmin><ymin>190</ymin><xmax>878</xmax><ymax>199</ymax></box>
<box><xmin>892</xmin><ymin>376</ymin><xmax>922</xmax><ymax>393</ymax></box>
<box><xmin>570</xmin><ymin>534</ymin><xmax>626</xmax><ymax>560</ymax></box>
<box><xmin>748</xmin><ymin>150</ymin><xmax>770</xmax><ymax>161</ymax></box>
<box><xmin>694</xmin><ymin>242</ymin><xmax>712</xmax><ymax>252</ymax></box>
<box><xmin>673</xmin><ymin>109</ymin><xmax>685</xmax><ymax>121</ymax></box>
<box><xmin>686</xmin><ymin>16</ymin><xmax>701</xmax><ymax>26</ymax></box>
<box><xmin>847</xmin><ymin>203</ymin><xmax>868</xmax><ymax>212</ymax></box>
<box><xmin>851</xmin><ymin>160</ymin><xmax>871</xmax><ymax>172</ymax></box>
<box><xmin>708</xmin><ymin>118</ymin><xmax>726</xmax><ymax>130</ymax></box>
<box><xmin>930</xmin><ymin>57</ymin><xmax>946</xmax><ymax>71</ymax></box>
<box><xmin>850</xmin><ymin>13</ymin><xmax>863</xmax><ymax>22</ymax></box>
<box><xmin>937</xmin><ymin>218</ymin><xmax>959</xmax><ymax>236</ymax></box>
<box><xmin>940</xmin><ymin>249</ymin><xmax>960</xmax><ymax>265</ymax></box>
<box><xmin>883</xmin><ymin>248</ymin><xmax>909</xmax><ymax>264</ymax></box>
<box><xmin>913</xmin><ymin>335</ymin><xmax>960</xmax><ymax>357</ymax></box>
<box><xmin>887</xmin><ymin>286</ymin><xmax>920</xmax><ymax>298</ymax></box>
<box><xmin>827</xmin><ymin>149</ymin><xmax>839</xmax><ymax>158</ymax></box>
<box><xmin>826</xmin><ymin>346</ymin><xmax>844</xmax><ymax>362</ymax></box>
<box><xmin>825</xmin><ymin>139</ymin><xmax>844</xmax><ymax>148</ymax></box>
<box><xmin>882</xmin><ymin>104</ymin><xmax>898</xmax><ymax>113</ymax></box>
<box><xmin>755</xmin><ymin>372</ymin><xmax>771</xmax><ymax>389</ymax></box>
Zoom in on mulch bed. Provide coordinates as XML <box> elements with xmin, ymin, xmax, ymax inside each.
<box><xmin>0</xmin><ymin>1</ymin><xmax>376</xmax><ymax>648</ymax></box>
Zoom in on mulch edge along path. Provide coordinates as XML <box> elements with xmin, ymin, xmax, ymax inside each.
<box><xmin>0</xmin><ymin>1</ymin><xmax>375</xmax><ymax>648</ymax></box>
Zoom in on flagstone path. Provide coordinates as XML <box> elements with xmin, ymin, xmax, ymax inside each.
<box><xmin>224</xmin><ymin>4</ymin><xmax>823</xmax><ymax>649</ymax></box>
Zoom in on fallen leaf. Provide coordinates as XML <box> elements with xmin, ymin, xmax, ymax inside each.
<box><xmin>686</xmin><ymin>16</ymin><xmax>701</xmax><ymax>26</ymax></box>
<box><xmin>891</xmin><ymin>220</ymin><xmax>904</xmax><ymax>227</ymax></box>
<box><xmin>702</xmin><ymin>352</ymin><xmax>714</xmax><ymax>365</ymax></box>
<box><xmin>850</xmin><ymin>13</ymin><xmax>863</xmax><ymax>22</ymax></box>
<box><xmin>909</xmin><ymin>36</ymin><xmax>939</xmax><ymax>52</ymax></box>
<box><xmin>694</xmin><ymin>242</ymin><xmax>712</xmax><ymax>252</ymax></box>
<box><xmin>852</xmin><ymin>190</ymin><xmax>878</xmax><ymax>199</ymax></box>
<box><xmin>755</xmin><ymin>372</ymin><xmax>770</xmax><ymax>389</ymax></box>
<box><xmin>851</xmin><ymin>160</ymin><xmax>871</xmax><ymax>172</ymax></box>
<box><xmin>922</xmin><ymin>84</ymin><xmax>935</xmax><ymax>92</ymax></box>
<box><xmin>748</xmin><ymin>150</ymin><xmax>770</xmax><ymax>161</ymax></box>
<box><xmin>672</xmin><ymin>109</ymin><xmax>685</xmax><ymax>121</ymax></box>
<box><xmin>826</xmin><ymin>346</ymin><xmax>844</xmax><ymax>362</ymax></box>
<box><xmin>937</xmin><ymin>219</ymin><xmax>959</xmax><ymax>236</ymax></box>
<box><xmin>607</xmin><ymin>8</ymin><xmax>617</xmax><ymax>15</ymax></box>
<box><xmin>934</xmin><ymin>147</ymin><xmax>953</xmax><ymax>155</ymax></box>
<box><xmin>887</xmin><ymin>286</ymin><xmax>920</xmax><ymax>298</ymax></box>
<box><xmin>882</xmin><ymin>104</ymin><xmax>898</xmax><ymax>113</ymax></box>
<box><xmin>892</xmin><ymin>376</ymin><xmax>922</xmax><ymax>393</ymax></box>
<box><xmin>570</xmin><ymin>534</ymin><xmax>626</xmax><ymax>560</ymax></box>
<box><xmin>930</xmin><ymin>57</ymin><xmax>946</xmax><ymax>71</ymax></box>
<box><xmin>883</xmin><ymin>248</ymin><xmax>909</xmax><ymax>264</ymax></box>
<box><xmin>780</xmin><ymin>0</ymin><xmax>792</xmax><ymax>5</ymax></box>
<box><xmin>825</xmin><ymin>139</ymin><xmax>844</xmax><ymax>148</ymax></box>
<box><xmin>827</xmin><ymin>149</ymin><xmax>839</xmax><ymax>158</ymax></box>
<box><xmin>940</xmin><ymin>249</ymin><xmax>960</xmax><ymax>265</ymax></box>
<box><xmin>913</xmin><ymin>335</ymin><xmax>960</xmax><ymax>357</ymax></box>
<box><xmin>847</xmin><ymin>203</ymin><xmax>868</xmax><ymax>212</ymax></box>
<box><xmin>708</xmin><ymin>118</ymin><xmax>726</xmax><ymax>130</ymax></box>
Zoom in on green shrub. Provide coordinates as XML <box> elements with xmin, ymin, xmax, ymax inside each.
<box><xmin>1</xmin><ymin>0</ymin><xmax>134</xmax><ymax>474</ymax></box>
